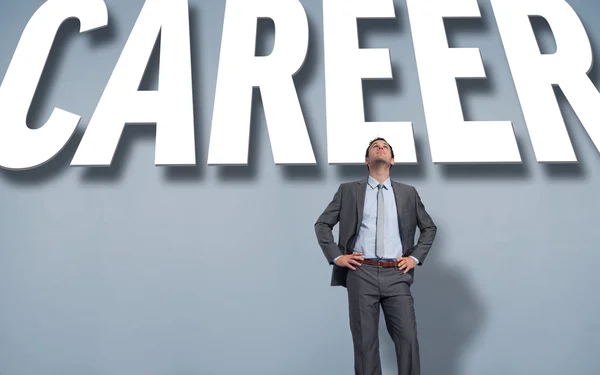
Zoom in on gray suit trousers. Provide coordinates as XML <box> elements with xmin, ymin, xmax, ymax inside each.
<box><xmin>346</xmin><ymin>263</ymin><xmax>420</xmax><ymax>375</ymax></box>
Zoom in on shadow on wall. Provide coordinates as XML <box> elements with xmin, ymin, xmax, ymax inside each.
<box><xmin>379</xmin><ymin>227</ymin><xmax>486</xmax><ymax>375</ymax></box>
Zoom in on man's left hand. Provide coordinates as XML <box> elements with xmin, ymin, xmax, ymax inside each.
<box><xmin>396</xmin><ymin>257</ymin><xmax>417</xmax><ymax>273</ymax></box>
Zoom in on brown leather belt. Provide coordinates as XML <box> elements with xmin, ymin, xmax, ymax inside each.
<box><xmin>361</xmin><ymin>259</ymin><xmax>397</xmax><ymax>268</ymax></box>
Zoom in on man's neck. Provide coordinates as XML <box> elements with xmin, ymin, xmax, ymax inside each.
<box><xmin>369</xmin><ymin>169</ymin><xmax>390</xmax><ymax>185</ymax></box>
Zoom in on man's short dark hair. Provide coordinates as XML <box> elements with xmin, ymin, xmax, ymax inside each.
<box><xmin>365</xmin><ymin>137</ymin><xmax>395</xmax><ymax>159</ymax></box>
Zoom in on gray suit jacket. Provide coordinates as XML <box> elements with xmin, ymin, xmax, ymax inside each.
<box><xmin>314</xmin><ymin>179</ymin><xmax>437</xmax><ymax>287</ymax></box>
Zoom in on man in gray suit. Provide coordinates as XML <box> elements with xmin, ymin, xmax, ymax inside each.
<box><xmin>314</xmin><ymin>138</ymin><xmax>437</xmax><ymax>375</ymax></box>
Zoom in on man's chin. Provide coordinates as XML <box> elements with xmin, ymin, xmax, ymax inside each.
<box><xmin>370</xmin><ymin>159</ymin><xmax>390</xmax><ymax>168</ymax></box>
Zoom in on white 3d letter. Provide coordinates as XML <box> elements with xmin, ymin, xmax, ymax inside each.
<box><xmin>323</xmin><ymin>0</ymin><xmax>416</xmax><ymax>164</ymax></box>
<box><xmin>492</xmin><ymin>0</ymin><xmax>600</xmax><ymax>162</ymax></box>
<box><xmin>0</xmin><ymin>0</ymin><xmax>107</xmax><ymax>170</ymax></box>
<box><xmin>407</xmin><ymin>0</ymin><xmax>521</xmax><ymax>163</ymax></box>
<box><xmin>72</xmin><ymin>0</ymin><xmax>195</xmax><ymax>166</ymax></box>
<box><xmin>207</xmin><ymin>0</ymin><xmax>314</xmax><ymax>165</ymax></box>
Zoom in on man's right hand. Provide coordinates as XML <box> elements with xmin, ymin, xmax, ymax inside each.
<box><xmin>334</xmin><ymin>252</ymin><xmax>364</xmax><ymax>270</ymax></box>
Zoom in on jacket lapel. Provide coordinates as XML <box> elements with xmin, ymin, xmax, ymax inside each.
<box><xmin>392</xmin><ymin>181</ymin><xmax>407</xmax><ymax>243</ymax></box>
<box><xmin>356</xmin><ymin>180</ymin><xmax>367</xmax><ymax>233</ymax></box>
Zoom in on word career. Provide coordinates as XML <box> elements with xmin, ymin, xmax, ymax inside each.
<box><xmin>0</xmin><ymin>0</ymin><xmax>598</xmax><ymax>170</ymax></box>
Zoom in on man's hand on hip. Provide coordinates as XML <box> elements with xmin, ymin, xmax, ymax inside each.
<box><xmin>397</xmin><ymin>256</ymin><xmax>417</xmax><ymax>273</ymax></box>
<box><xmin>335</xmin><ymin>252</ymin><xmax>364</xmax><ymax>271</ymax></box>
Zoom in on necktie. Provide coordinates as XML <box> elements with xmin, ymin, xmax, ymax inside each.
<box><xmin>376</xmin><ymin>184</ymin><xmax>384</xmax><ymax>258</ymax></box>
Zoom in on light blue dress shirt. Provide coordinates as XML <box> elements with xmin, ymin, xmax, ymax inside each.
<box><xmin>334</xmin><ymin>176</ymin><xmax>420</xmax><ymax>265</ymax></box>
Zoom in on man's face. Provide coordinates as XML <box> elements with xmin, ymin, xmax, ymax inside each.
<box><xmin>366</xmin><ymin>140</ymin><xmax>394</xmax><ymax>167</ymax></box>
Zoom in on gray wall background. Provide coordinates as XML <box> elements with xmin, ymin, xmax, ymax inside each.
<box><xmin>1</xmin><ymin>0</ymin><xmax>600</xmax><ymax>374</ymax></box>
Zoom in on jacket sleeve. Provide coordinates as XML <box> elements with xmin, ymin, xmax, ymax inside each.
<box><xmin>314</xmin><ymin>184</ymin><xmax>344</xmax><ymax>264</ymax></box>
<box><xmin>411</xmin><ymin>187</ymin><xmax>437</xmax><ymax>265</ymax></box>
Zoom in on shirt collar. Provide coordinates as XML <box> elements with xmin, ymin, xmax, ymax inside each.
<box><xmin>367</xmin><ymin>175</ymin><xmax>391</xmax><ymax>190</ymax></box>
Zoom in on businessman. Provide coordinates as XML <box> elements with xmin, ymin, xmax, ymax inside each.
<box><xmin>314</xmin><ymin>138</ymin><xmax>437</xmax><ymax>375</ymax></box>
